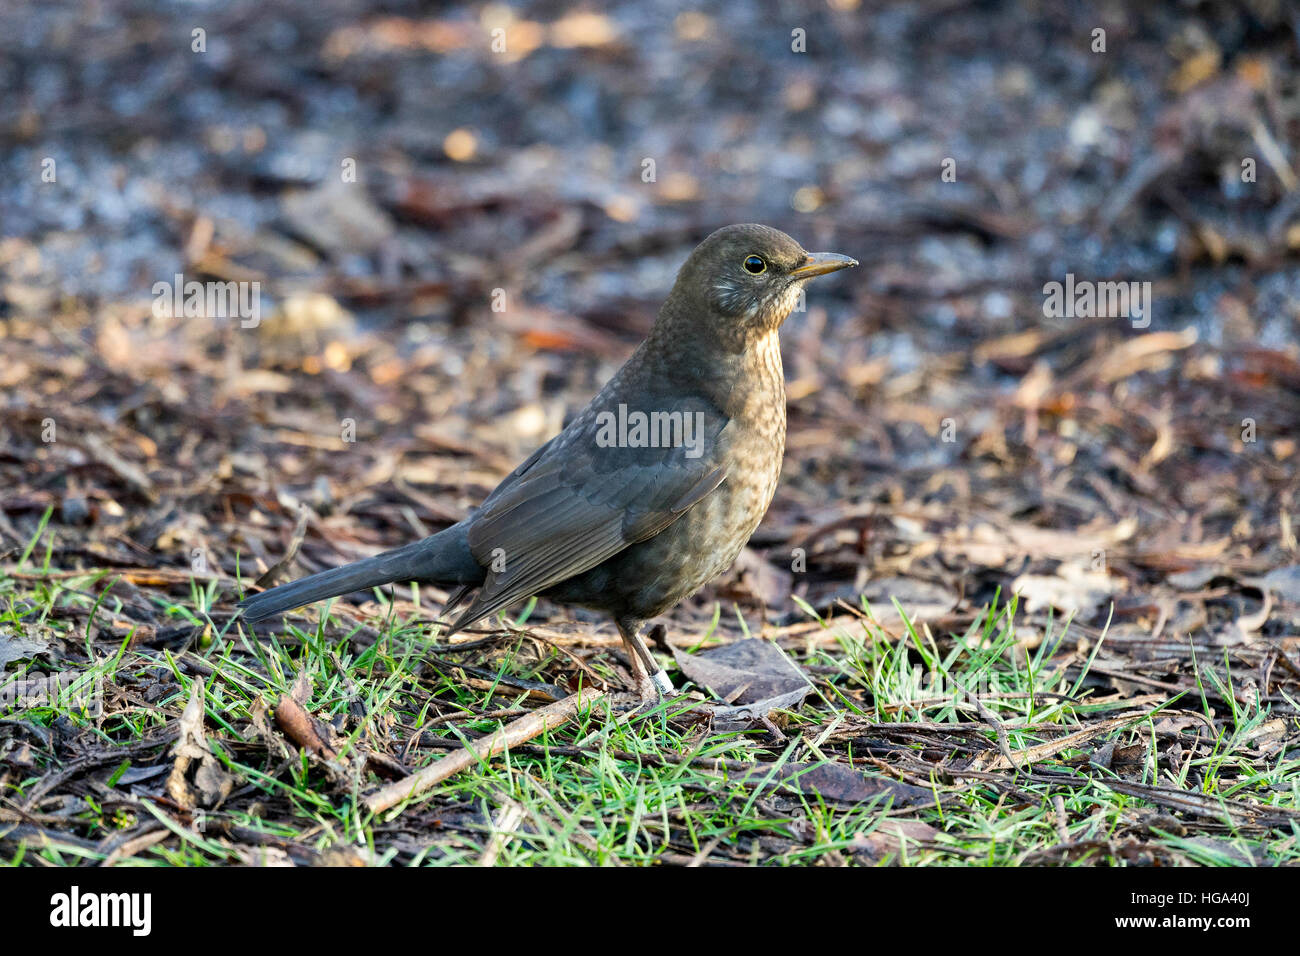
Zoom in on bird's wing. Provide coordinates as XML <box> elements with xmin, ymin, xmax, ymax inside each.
<box><xmin>476</xmin><ymin>434</ymin><xmax>558</xmax><ymax>510</ymax></box>
<box><xmin>451</xmin><ymin>398</ymin><xmax>730</xmax><ymax>630</ymax></box>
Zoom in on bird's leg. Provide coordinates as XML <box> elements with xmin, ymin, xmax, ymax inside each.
<box><xmin>617</xmin><ymin>620</ymin><xmax>673</xmax><ymax>701</ymax></box>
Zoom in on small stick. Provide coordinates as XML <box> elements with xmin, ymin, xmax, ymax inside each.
<box><xmin>254</xmin><ymin>504</ymin><xmax>311</xmax><ymax>588</ymax></box>
<box><xmin>1053</xmin><ymin>795</ymin><xmax>1069</xmax><ymax>843</ymax></box>
<box><xmin>968</xmin><ymin>689</ymin><xmax>1023</xmax><ymax>775</ymax></box>
<box><xmin>364</xmin><ymin>687</ymin><xmax>605</xmax><ymax>815</ymax></box>
<box><xmin>477</xmin><ymin>797</ymin><xmax>528</xmax><ymax>867</ymax></box>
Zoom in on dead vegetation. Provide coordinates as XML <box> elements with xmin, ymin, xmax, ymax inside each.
<box><xmin>1</xmin><ymin>0</ymin><xmax>1299</xmax><ymax>865</ymax></box>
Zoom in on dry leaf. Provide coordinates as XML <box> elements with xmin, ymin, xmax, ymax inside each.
<box><xmin>672</xmin><ymin>638</ymin><xmax>809</xmax><ymax>705</ymax></box>
<box><xmin>747</xmin><ymin>761</ymin><xmax>934</xmax><ymax>807</ymax></box>
<box><xmin>167</xmin><ymin>679</ymin><xmax>234</xmax><ymax>809</ymax></box>
<box><xmin>1012</xmin><ymin>561</ymin><xmax>1121</xmax><ymax>618</ymax></box>
<box><xmin>850</xmin><ymin>820</ymin><xmax>942</xmax><ymax>863</ymax></box>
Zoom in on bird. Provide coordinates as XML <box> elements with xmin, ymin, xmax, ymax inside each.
<box><xmin>239</xmin><ymin>224</ymin><xmax>857</xmax><ymax>700</ymax></box>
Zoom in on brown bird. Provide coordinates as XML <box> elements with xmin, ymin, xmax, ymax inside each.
<box><xmin>240</xmin><ymin>224</ymin><xmax>856</xmax><ymax>699</ymax></box>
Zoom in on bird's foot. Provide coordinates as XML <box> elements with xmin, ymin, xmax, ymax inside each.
<box><xmin>611</xmin><ymin>670</ymin><xmax>677</xmax><ymax>712</ymax></box>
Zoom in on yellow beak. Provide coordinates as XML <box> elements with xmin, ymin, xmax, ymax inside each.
<box><xmin>790</xmin><ymin>252</ymin><xmax>859</xmax><ymax>279</ymax></box>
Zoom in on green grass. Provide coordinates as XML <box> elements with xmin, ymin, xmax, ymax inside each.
<box><xmin>2</xmin><ymin>545</ymin><xmax>1299</xmax><ymax>866</ymax></box>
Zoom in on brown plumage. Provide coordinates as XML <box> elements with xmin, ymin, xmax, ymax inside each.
<box><xmin>240</xmin><ymin>224</ymin><xmax>856</xmax><ymax>698</ymax></box>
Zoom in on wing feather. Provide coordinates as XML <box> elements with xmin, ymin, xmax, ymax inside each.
<box><xmin>451</xmin><ymin>397</ymin><xmax>731</xmax><ymax>631</ymax></box>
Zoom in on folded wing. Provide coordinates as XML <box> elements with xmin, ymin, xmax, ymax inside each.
<box><xmin>451</xmin><ymin>399</ymin><xmax>730</xmax><ymax>630</ymax></box>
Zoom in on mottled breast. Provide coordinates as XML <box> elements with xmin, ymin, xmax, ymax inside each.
<box><xmin>550</xmin><ymin>329</ymin><xmax>787</xmax><ymax>621</ymax></box>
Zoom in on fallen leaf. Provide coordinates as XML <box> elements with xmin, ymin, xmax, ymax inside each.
<box><xmin>858</xmin><ymin>576</ymin><xmax>958</xmax><ymax>625</ymax></box>
<box><xmin>1013</xmin><ymin>561</ymin><xmax>1121</xmax><ymax>618</ymax></box>
<box><xmin>0</xmin><ymin>626</ymin><xmax>52</xmax><ymax>669</ymax></box>
<box><xmin>750</xmin><ymin>761</ymin><xmax>934</xmax><ymax>807</ymax></box>
<box><xmin>281</xmin><ymin>181</ymin><xmax>394</xmax><ymax>255</ymax></box>
<box><xmin>672</xmin><ymin>638</ymin><xmax>809</xmax><ymax>705</ymax></box>
<box><xmin>730</xmin><ymin>547</ymin><xmax>794</xmax><ymax>608</ymax></box>
<box><xmin>850</xmin><ymin>819</ymin><xmax>942</xmax><ymax>863</ymax></box>
<box><xmin>1262</xmin><ymin>565</ymin><xmax>1300</xmax><ymax>603</ymax></box>
<box><xmin>167</xmin><ymin>679</ymin><xmax>234</xmax><ymax>809</ymax></box>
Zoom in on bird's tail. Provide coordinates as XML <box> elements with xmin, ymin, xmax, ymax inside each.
<box><xmin>239</xmin><ymin>521</ymin><xmax>483</xmax><ymax>622</ymax></box>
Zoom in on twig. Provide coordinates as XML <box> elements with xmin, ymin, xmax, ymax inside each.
<box><xmin>1052</xmin><ymin>795</ymin><xmax>1069</xmax><ymax>843</ymax></box>
<box><xmin>2</xmin><ymin>567</ymin><xmax>231</xmax><ymax>585</ymax></box>
<box><xmin>965</xmin><ymin>689</ymin><xmax>1025</xmax><ymax>775</ymax></box>
<box><xmin>477</xmin><ymin>797</ymin><xmax>528</xmax><ymax>867</ymax></box>
<box><xmin>254</xmin><ymin>504</ymin><xmax>311</xmax><ymax>588</ymax></box>
<box><xmin>101</xmin><ymin>826</ymin><xmax>171</xmax><ymax>866</ymax></box>
<box><xmin>1251</xmin><ymin>119</ymin><xmax>1298</xmax><ymax>193</ymax></box>
<box><xmin>78</xmin><ymin>432</ymin><xmax>157</xmax><ymax>501</ymax></box>
<box><xmin>977</xmin><ymin>712</ymin><xmax>1148</xmax><ymax>773</ymax></box>
<box><xmin>364</xmin><ymin>687</ymin><xmax>605</xmax><ymax>815</ymax></box>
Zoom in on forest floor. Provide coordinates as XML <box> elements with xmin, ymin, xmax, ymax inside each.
<box><xmin>2</xmin><ymin>0</ymin><xmax>1299</xmax><ymax>865</ymax></box>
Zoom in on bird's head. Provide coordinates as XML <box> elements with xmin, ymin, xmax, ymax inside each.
<box><xmin>667</xmin><ymin>224</ymin><xmax>857</xmax><ymax>342</ymax></box>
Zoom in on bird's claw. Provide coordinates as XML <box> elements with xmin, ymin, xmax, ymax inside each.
<box><xmin>611</xmin><ymin>671</ymin><xmax>677</xmax><ymax>712</ymax></box>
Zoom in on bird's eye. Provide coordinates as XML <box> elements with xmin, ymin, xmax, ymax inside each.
<box><xmin>742</xmin><ymin>255</ymin><xmax>767</xmax><ymax>274</ymax></box>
